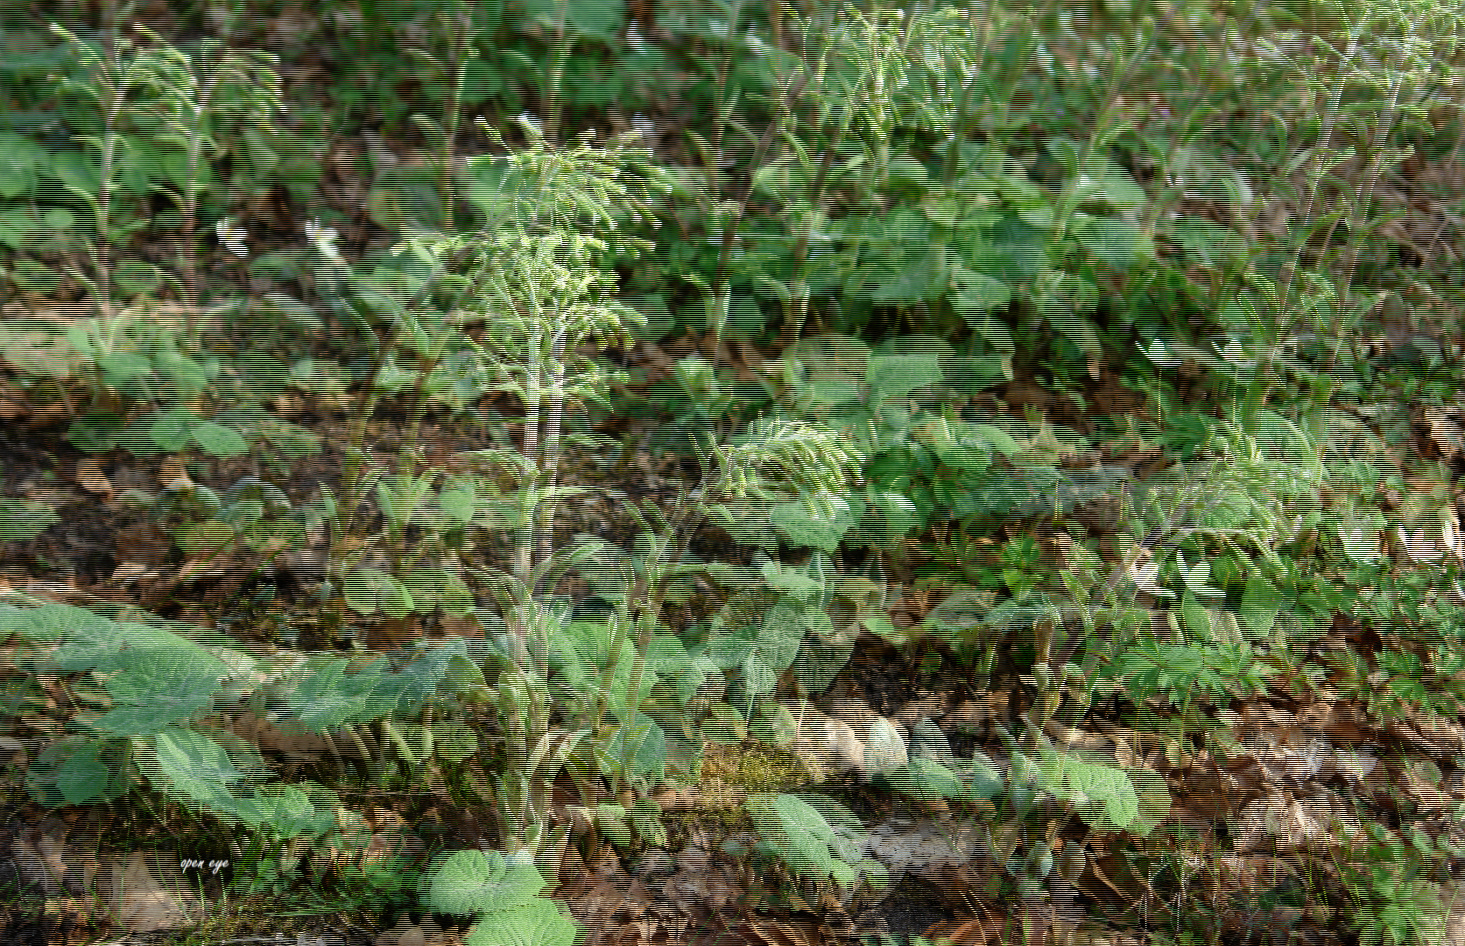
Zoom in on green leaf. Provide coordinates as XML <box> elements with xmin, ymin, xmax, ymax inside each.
<box><xmin>400</xmin><ymin>568</ymin><xmax>474</xmax><ymax>616</ymax></box>
<box><xmin>884</xmin><ymin>758</ymin><xmax>964</xmax><ymax>800</ymax></box>
<box><xmin>56</xmin><ymin>747</ymin><xmax>111</xmax><ymax>805</ymax></box>
<box><xmin>344</xmin><ymin>569</ymin><xmax>416</xmax><ymax>618</ymax></box>
<box><xmin>702</xmin><ymin>702</ymin><xmax>748</xmax><ymax>745</ymax></box>
<box><xmin>149</xmin><ymin>408</ymin><xmax>197</xmax><ymax>452</ymax></box>
<box><xmin>440</xmin><ymin>480</ymin><xmax>479</xmax><ymax>524</ymax></box>
<box><xmin>93</xmin><ymin>661</ymin><xmax>221</xmax><ymax>735</ymax></box>
<box><xmin>0</xmin><ymin>499</ymin><xmax>60</xmax><ymax>543</ymax></box>
<box><xmin>867</xmin><ymin>353</ymin><xmax>944</xmax><ymax>399</ymax></box>
<box><xmin>1239</xmin><ymin>573</ymin><xmax>1282</xmax><ymax>639</ymax></box>
<box><xmin>233</xmin><ymin>784</ymin><xmax>334</xmax><ymax>838</ymax></box>
<box><xmin>432</xmin><ymin>721</ymin><xmax>480</xmax><ymax>763</ymax></box>
<box><xmin>604</xmin><ymin>712</ymin><xmax>666</xmax><ymax>780</ymax></box>
<box><xmin>464</xmin><ymin>898</ymin><xmax>577</xmax><ymax>946</ymax></box>
<box><xmin>770</xmin><ymin>498</ymin><xmax>854</xmax><ymax>552</ymax></box>
<box><xmin>287</xmin><ymin>657</ymin><xmax>398</xmax><ymax>732</ymax></box>
<box><xmin>1179</xmin><ymin>591</ymin><xmax>1212</xmax><ymax>641</ymax></box>
<box><xmin>1074</xmin><ymin>216</ymin><xmax>1151</xmax><ymax>271</ymax></box>
<box><xmin>426</xmin><ymin>849</ymin><xmax>546</xmax><ymax>917</ymax></box>
<box><xmin>191</xmin><ymin>422</ymin><xmax>248</xmax><ymax>457</ymax></box>
<box><xmin>745</xmin><ymin>793</ymin><xmax>871</xmax><ymax>889</ymax></box>
<box><xmin>150</xmin><ymin>728</ymin><xmax>244</xmax><ymax>807</ymax></box>
<box><xmin>67</xmin><ymin>412</ymin><xmax>125</xmax><ymax>453</ymax></box>
<box><xmin>1165</xmin><ymin>216</ymin><xmax>1245</xmax><ymax>266</ymax></box>
<box><xmin>968</xmin><ymin>754</ymin><xmax>1005</xmax><ymax>800</ymax></box>
<box><xmin>1035</xmin><ymin>750</ymin><xmax>1140</xmax><ymax>833</ymax></box>
<box><xmin>950</xmin><ymin>268</ymin><xmax>1013</xmax><ymax>316</ymax></box>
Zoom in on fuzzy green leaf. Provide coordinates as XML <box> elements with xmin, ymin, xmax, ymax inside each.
<box><xmin>464</xmin><ymin>898</ymin><xmax>577</xmax><ymax>946</ymax></box>
<box><xmin>0</xmin><ymin>499</ymin><xmax>60</xmax><ymax>544</ymax></box>
<box><xmin>192</xmin><ymin>422</ymin><xmax>249</xmax><ymax>457</ymax></box>
<box><xmin>426</xmin><ymin>849</ymin><xmax>546</xmax><ymax>917</ymax></box>
<box><xmin>150</xmin><ymin>728</ymin><xmax>245</xmax><ymax>808</ymax></box>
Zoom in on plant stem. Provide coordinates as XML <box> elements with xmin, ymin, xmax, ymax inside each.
<box><xmin>542</xmin><ymin>0</ymin><xmax>573</xmax><ymax>145</ymax></box>
<box><xmin>534</xmin><ymin>332</ymin><xmax>569</xmax><ymax>596</ymax></box>
<box><xmin>440</xmin><ymin>2</ymin><xmax>474</xmax><ymax>228</ymax></box>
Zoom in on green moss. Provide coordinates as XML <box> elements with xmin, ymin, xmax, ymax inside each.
<box><xmin>699</xmin><ymin>742</ymin><xmax>820</xmax><ymax>795</ymax></box>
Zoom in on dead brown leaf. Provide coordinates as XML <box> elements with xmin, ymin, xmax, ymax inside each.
<box><xmin>73</xmin><ymin>460</ymin><xmax>112</xmax><ymax>497</ymax></box>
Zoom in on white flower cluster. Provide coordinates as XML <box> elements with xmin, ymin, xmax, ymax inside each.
<box><xmin>215</xmin><ymin>217</ymin><xmax>248</xmax><ymax>258</ymax></box>
<box><xmin>305</xmin><ymin>218</ymin><xmax>342</xmax><ymax>262</ymax></box>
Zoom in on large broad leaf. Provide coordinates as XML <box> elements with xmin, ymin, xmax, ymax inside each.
<box><xmin>191</xmin><ymin>422</ymin><xmax>249</xmax><ymax>457</ymax></box>
<box><xmin>344</xmin><ymin>568</ymin><xmax>416</xmax><ymax>618</ymax></box>
<box><xmin>1074</xmin><ymin>215</ymin><xmax>1151</xmax><ymax>272</ymax></box>
<box><xmin>789</xmin><ymin>625</ymin><xmax>856</xmax><ymax>696</ymax></box>
<box><xmin>788</xmin><ymin>334</ymin><xmax>871</xmax><ymax>407</ymax></box>
<box><xmin>464</xmin><ymin>898</ymin><xmax>578</xmax><ymax>946</ymax></box>
<box><xmin>745</xmin><ymin>793</ymin><xmax>875</xmax><ymax>889</ymax></box>
<box><xmin>1239</xmin><ymin>573</ymin><xmax>1283</xmax><ymax>639</ymax></box>
<box><xmin>965</xmin><ymin>213</ymin><xmax>1050</xmax><ymax>281</ymax></box>
<box><xmin>0</xmin><ymin>602</ymin><xmax>113</xmax><ymax>645</ymax></box>
<box><xmin>149</xmin><ymin>408</ymin><xmax>198</xmax><ymax>452</ymax></box>
<box><xmin>1164</xmin><ymin>215</ymin><xmax>1245</xmax><ymax>266</ymax></box>
<box><xmin>400</xmin><ymin>568</ymin><xmax>475</xmax><ymax>616</ymax></box>
<box><xmin>93</xmin><ymin>659</ymin><xmax>222</xmax><ymax>735</ymax></box>
<box><xmin>287</xmin><ymin>657</ymin><xmax>397</xmax><ymax>733</ymax></box>
<box><xmin>50</xmin><ymin>615</ymin><xmax>225</xmax><ymax>674</ymax></box>
<box><xmin>770</xmin><ymin>497</ymin><xmax>855</xmax><ymax>552</ymax></box>
<box><xmin>0</xmin><ymin>499</ymin><xmax>60</xmax><ymax>543</ymax></box>
<box><xmin>376</xmin><ymin>639</ymin><xmax>471</xmax><ymax>716</ymax></box>
<box><xmin>950</xmin><ymin>268</ymin><xmax>1013</xmax><ymax>316</ymax></box>
<box><xmin>150</xmin><ymin>728</ymin><xmax>246</xmax><ymax>808</ymax></box>
<box><xmin>233</xmin><ymin>783</ymin><xmax>334</xmax><ymax>838</ymax></box>
<box><xmin>521</xmin><ymin>0</ymin><xmax>624</xmax><ymax>40</ymax></box>
<box><xmin>883</xmin><ymin>758</ymin><xmax>965</xmax><ymax>801</ymax></box>
<box><xmin>1036</xmin><ymin>750</ymin><xmax>1140</xmax><ymax>834</ymax></box>
<box><xmin>426</xmin><ymin>849</ymin><xmax>546</xmax><ymax>917</ymax></box>
<box><xmin>867</xmin><ymin>353</ymin><xmax>944</xmax><ymax>399</ymax></box>
<box><xmin>55</xmin><ymin>747</ymin><xmax>112</xmax><ymax>805</ymax></box>
<box><xmin>602</xmin><ymin>711</ymin><xmax>667</xmax><ymax>780</ymax></box>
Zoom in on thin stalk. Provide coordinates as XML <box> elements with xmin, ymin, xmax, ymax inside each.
<box><xmin>533</xmin><ymin>332</ymin><xmax>569</xmax><ymax>596</ymax></box>
<box><xmin>439</xmin><ymin>3</ymin><xmax>473</xmax><ymax>228</ymax></box>
<box><xmin>541</xmin><ymin>0</ymin><xmax>573</xmax><ymax>145</ymax></box>
<box><xmin>321</xmin><ymin>258</ymin><xmax>455</xmax><ymax>631</ymax></box>
<box><xmin>778</xmin><ymin>107</ymin><xmax>853</xmax><ymax>348</ymax></box>
<box><xmin>706</xmin><ymin>0</ymin><xmax>747</xmax><ymax>199</ymax></box>
<box><xmin>1317</xmin><ymin>72</ymin><xmax>1408</xmax><ymax>373</ymax></box>
<box><xmin>179</xmin><ymin>69</ymin><xmax>223</xmax><ymax>342</ymax></box>
<box><xmin>515</xmin><ymin>305</ymin><xmax>545</xmax><ymax>585</ymax></box>
<box><xmin>94</xmin><ymin>61</ymin><xmax>124</xmax><ymax>323</ymax></box>
<box><xmin>1249</xmin><ymin>30</ymin><xmax>1360</xmax><ymax>413</ymax></box>
<box><xmin>940</xmin><ymin>0</ymin><xmax>998</xmax><ymax>185</ymax></box>
<box><xmin>708</xmin><ymin>70</ymin><xmax>812</xmax><ymax>299</ymax></box>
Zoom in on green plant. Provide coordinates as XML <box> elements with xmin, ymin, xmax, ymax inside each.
<box><xmin>419</xmin><ymin>848</ymin><xmax>577</xmax><ymax>946</ymax></box>
<box><xmin>744</xmin><ymin>792</ymin><xmax>887</xmax><ymax>898</ymax></box>
<box><xmin>1338</xmin><ymin>836</ymin><xmax>1450</xmax><ymax>946</ymax></box>
<box><xmin>126</xmin><ymin>27</ymin><xmax>282</xmax><ymax>316</ymax></box>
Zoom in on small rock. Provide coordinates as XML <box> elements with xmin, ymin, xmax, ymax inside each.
<box><xmin>865</xmin><ymin>717</ymin><xmax>908</xmax><ymax>771</ymax></box>
<box><xmin>892</xmin><ymin>693</ymin><xmax>952</xmax><ymax>728</ymax></box>
<box><xmin>786</xmin><ymin>700</ymin><xmax>865</xmax><ymax>777</ymax></box>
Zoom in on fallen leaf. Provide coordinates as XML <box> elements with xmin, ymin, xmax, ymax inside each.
<box><xmin>74</xmin><ymin>461</ymin><xmax>112</xmax><ymax>497</ymax></box>
<box><xmin>106</xmin><ymin>852</ymin><xmax>200</xmax><ymax>932</ymax></box>
<box><xmin>158</xmin><ymin>458</ymin><xmax>193</xmax><ymax>488</ymax></box>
